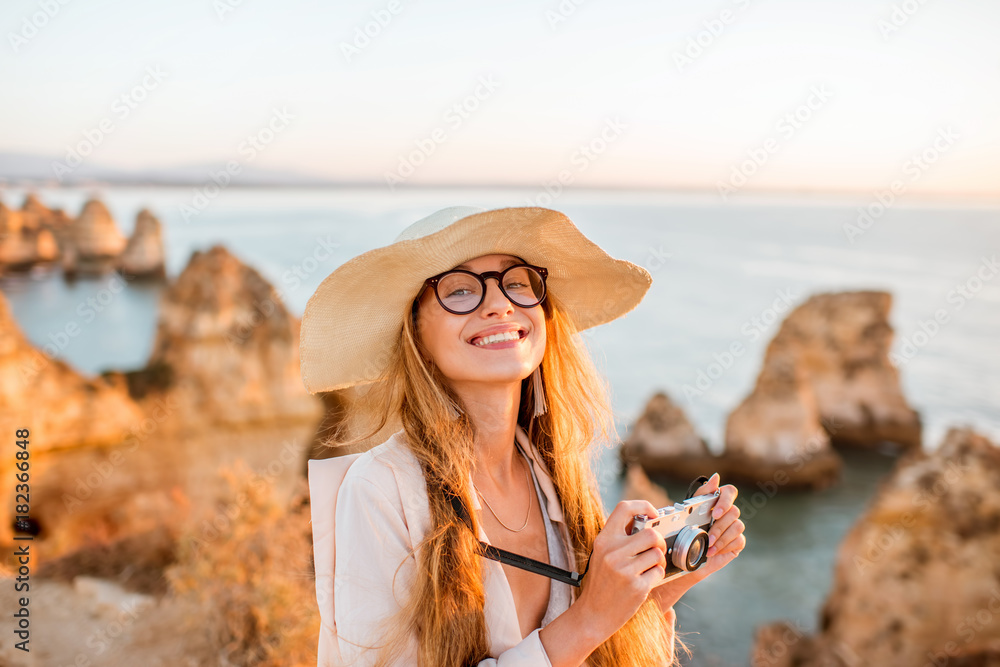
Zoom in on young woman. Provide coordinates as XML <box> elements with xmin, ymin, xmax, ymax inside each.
<box><xmin>300</xmin><ymin>206</ymin><xmax>745</xmax><ymax>666</ymax></box>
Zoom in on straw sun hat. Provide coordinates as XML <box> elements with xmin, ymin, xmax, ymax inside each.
<box><xmin>299</xmin><ymin>206</ymin><xmax>652</xmax><ymax>395</ymax></box>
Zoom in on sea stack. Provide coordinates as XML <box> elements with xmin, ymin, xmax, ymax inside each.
<box><xmin>119</xmin><ymin>208</ymin><xmax>166</xmax><ymax>280</ymax></box>
<box><xmin>721</xmin><ymin>291</ymin><xmax>921</xmax><ymax>489</ymax></box>
<box><xmin>722</xmin><ymin>347</ymin><xmax>843</xmax><ymax>490</ymax></box>
<box><xmin>0</xmin><ymin>202</ymin><xmax>36</xmax><ymax>269</ymax></box>
<box><xmin>619</xmin><ymin>391</ymin><xmax>717</xmax><ymax>483</ymax></box>
<box><xmin>0</xmin><ymin>196</ymin><xmax>65</xmax><ymax>270</ymax></box>
<box><xmin>142</xmin><ymin>244</ymin><xmax>322</xmax><ymax>428</ymax></box>
<box><xmin>63</xmin><ymin>198</ymin><xmax>127</xmax><ymax>276</ymax></box>
<box><xmin>737</xmin><ymin>291</ymin><xmax>921</xmax><ymax>451</ymax></box>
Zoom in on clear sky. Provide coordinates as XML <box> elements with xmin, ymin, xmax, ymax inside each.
<box><xmin>3</xmin><ymin>0</ymin><xmax>999</xmax><ymax>196</ymax></box>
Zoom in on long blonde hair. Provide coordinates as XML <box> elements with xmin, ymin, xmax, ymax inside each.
<box><xmin>331</xmin><ymin>292</ymin><xmax>677</xmax><ymax>666</ymax></box>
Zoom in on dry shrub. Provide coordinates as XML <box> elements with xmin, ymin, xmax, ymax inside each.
<box><xmin>166</xmin><ymin>461</ymin><xmax>319</xmax><ymax>666</ymax></box>
<box><xmin>35</xmin><ymin>525</ymin><xmax>177</xmax><ymax>594</ymax></box>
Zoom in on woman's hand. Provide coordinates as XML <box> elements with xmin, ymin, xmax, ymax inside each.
<box><xmin>575</xmin><ymin>500</ymin><xmax>670</xmax><ymax>637</ymax></box>
<box><xmin>539</xmin><ymin>499</ymin><xmax>668</xmax><ymax>665</ymax></box>
<box><xmin>650</xmin><ymin>473</ymin><xmax>746</xmax><ymax>612</ymax></box>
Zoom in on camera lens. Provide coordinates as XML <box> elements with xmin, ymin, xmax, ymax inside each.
<box><xmin>672</xmin><ymin>527</ymin><xmax>710</xmax><ymax>572</ymax></box>
<box><xmin>686</xmin><ymin>533</ymin><xmax>707</xmax><ymax>569</ymax></box>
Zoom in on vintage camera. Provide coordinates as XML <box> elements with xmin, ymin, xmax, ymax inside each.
<box><xmin>630</xmin><ymin>491</ymin><xmax>720</xmax><ymax>586</ymax></box>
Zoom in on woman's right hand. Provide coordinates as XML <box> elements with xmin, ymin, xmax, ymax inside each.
<box><xmin>573</xmin><ymin>500</ymin><xmax>667</xmax><ymax>639</ymax></box>
<box><xmin>539</xmin><ymin>500</ymin><xmax>667</xmax><ymax>666</ymax></box>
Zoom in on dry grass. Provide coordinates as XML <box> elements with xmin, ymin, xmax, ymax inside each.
<box><xmin>35</xmin><ymin>525</ymin><xmax>177</xmax><ymax>595</ymax></box>
<box><xmin>166</xmin><ymin>461</ymin><xmax>319</xmax><ymax>667</ymax></box>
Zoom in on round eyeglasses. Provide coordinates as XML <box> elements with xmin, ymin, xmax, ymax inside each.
<box><xmin>419</xmin><ymin>264</ymin><xmax>548</xmax><ymax>315</ymax></box>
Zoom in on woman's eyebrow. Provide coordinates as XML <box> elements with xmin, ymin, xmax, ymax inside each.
<box><xmin>455</xmin><ymin>257</ymin><xmax>522</xmax><ymax>271</ymax></box>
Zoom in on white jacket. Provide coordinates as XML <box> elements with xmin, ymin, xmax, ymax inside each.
<box><xmin>308</xmin><ymin>424</ymin><xmax>577</xmax><ymax>666</ymax></box>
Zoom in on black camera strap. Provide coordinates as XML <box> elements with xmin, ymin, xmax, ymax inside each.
<box><xmin>448</xmin><ymin>492</ymin><xmax>585</xmax><ymax>588</ymax></box>
<box><xmin>685</xmin><ymin>475</ymin><xmax>710</xmax><ymax>500</ymax></box>
<box><xmin>445</xmin><ymin>474</ymin><xmax>711</xmax><ymax>589</ymax></box>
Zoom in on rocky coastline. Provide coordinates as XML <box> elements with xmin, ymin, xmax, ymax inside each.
<box><xmin>751</xmin><ymin>428</ymin><xmax>1000</xmax><ymax>666</ymax></box>
<box><xmin>0</xmin><ymin>193</ymin><xmax>166</xmax><ymax>280</ymax></box>
<box><xmin>0</xmin><ymin>240</ymin><xmax>323</xmax><ymax>555</ymax></box>
<box><xmin>617</xmin><ymin>290</ymin><xmax>999</xmax><ymax>665</ymax></box>
<box><xmin>621</xmin><ymin>291</ymin><xmax>922</xmax><ymax>491</ymax></box>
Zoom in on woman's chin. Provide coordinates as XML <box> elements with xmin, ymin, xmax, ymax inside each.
<box><xmin>446</xmin><ymin>362</ymin><xmax>537</xmax><ymax>386</ymax></box>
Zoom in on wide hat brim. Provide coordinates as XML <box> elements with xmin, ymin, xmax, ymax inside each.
<box><xmin>300</xmin><ymin>206</ymin><xmax>651</xmax><ymax>394</ymax></box>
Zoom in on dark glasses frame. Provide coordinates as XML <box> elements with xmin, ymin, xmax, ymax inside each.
<box><xmin>416</xmin><ymin>263</ymin><xmax>549</xmax><ymax>315</ymax></box>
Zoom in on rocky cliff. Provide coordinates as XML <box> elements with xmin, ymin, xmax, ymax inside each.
<box><xmin>752</xmin><ymin>428</ymin><xmax>1000</xmax><ymax>666</ymax></box>
<box><xmin>0</xmin><ymin>290</ymin><xmax>147</xmax><ymax>545</ymax></box>
<box><xmin>1</xmin><ymin>244</ymin><xmax>322</xmax><ymax>558</ymax></box>
<box><xmin>730</xmin><ymin>291</ymin><xmax>920</xmax><ymax>451</ymax></box>
<box><xmin>0</xmin><ymin>291</ymin><xmax>147</xmax><ymax>455</ymax></box>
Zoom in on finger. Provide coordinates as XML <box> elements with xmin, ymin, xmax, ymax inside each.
<box><xmin>632</xmin><ymin>543</ymin><xmax>668</xmax><ymax>577</ymax></box>
<box><xmin>639</xmin><ymin>563</ymin><xmax>668</xmax><ymax>590</ymax></box>
<box><xmin>712</xmin><ymin>533</ymin><xmax>747</xmax><ymax>560</ymax></box>
<box><xmin>610</xmin><ymin>500</ymin><xmax>661</xmax><ymax>535</ymax></box>
<box><xmin>694</xmin><ymin>472</ymin><xmax>720</xmax><ymax>497</ymax></box>
<box><xmin>707</xmin><ymin>505</ymin><xmax>740</xmax><ymax>548</ymax></box>
<box><xmin>711</xmin><ymin>484</ymin><xmax>739</xmax><ymax>520</ymax></box>
<box><xmin>630</xmin><ymin>527</ymin><xmax>667</xmax><ymax>557</ymax></box>
<box><xmin>707</xmin><ymin>520</ymin><xmax>746</xmax><ymax>557</ymax></box>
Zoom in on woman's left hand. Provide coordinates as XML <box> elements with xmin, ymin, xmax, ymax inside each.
<box><xmin>649</xmin><ymin>473</ymin><xmax>746</xmax><ymax>610</ymax></box>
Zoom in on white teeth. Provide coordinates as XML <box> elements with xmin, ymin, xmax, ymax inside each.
<box><xmin>474</xmin><ymin>331</ymin><xmax>521</xmax><ymax>346</ymax></box>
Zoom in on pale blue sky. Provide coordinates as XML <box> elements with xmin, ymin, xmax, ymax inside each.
<box><xmin>3</xmin><ymin>0</ymin><xmax>999</xmax><ymax>196</ymax></box>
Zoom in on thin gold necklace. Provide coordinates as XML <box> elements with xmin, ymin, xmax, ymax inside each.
<box><xmin>473</xmin><ymin>453</ymin><xmax>532</xmax><ymax>533</ymax></box>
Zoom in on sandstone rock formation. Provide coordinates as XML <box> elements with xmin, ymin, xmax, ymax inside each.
<box><xmin>22</xmin><ymin>192</ymin><xmax>72</xmax><ymax>233</ymax></box>
<box><xmin>0</xmin><ymin>194</ymin><xmax>167</xmax><ymax>279</ymax></box>
<box><xmin>0</xmin><ymin>290</ymin><xmax>147</xmax><ymax>545</ymax></box>
<box><xmin>0</xmin><ymin>202</ymin><xmax>36</xmax><ymax>268</ymax></box>
<box><xmin>0</xmin><ymin>291</ymin><xmax>147</xmax><ymax>454</ymax></box>
<box><xmin>0</xmin><ymin>198</ymin><xmax>62</xmax><ymax>270</ymax></box>
<box><xmin>798</xmin><ymin>291</ymin><xmax>921</xmax><ymax>449</ymax></box>
<box><xmin>119</xmin><ymin>208</ymin><xmax>166</xmax><ymax>280</ymax></box>
<box><xmin>63</xmin><ymin>198</ymin><xmax>127</xmax><ymax>276</ymax></box>
<box><xmin>142</xmin><ymin>244</ymin><xmax>321</xmax><ymax>428</ymax></box>
<box><xmin>722</xmin><ymin>291</ymin><xmax>921</xmax><ymax>489</ymax></box>
<box><xmin>620</xmin><ymin>387</ymin><xmax>840</xmax><ymax>490</ymax></box>
<box><xmin>751</xmin><ymin>428</ymin><xmax>1000</xmax><ymax>666</ymax></box>
<box><xmin>731</xmin><ymin>291</ymin><xmax>920</xmax><ymax>451</ymax></box>
<box><xmin>722</xmin><ymin>348</ymin><xmax>843</xmax><ymax>490</ymax></box>
<box><xmin>1</xmin><ymin>245</ymin><xmax>323</xmax><ymax>560</ymax></box>
<box><xmin>620</xmin><ymin>391</ymin><xmax>717</xmax><ymax>483</ymax></box>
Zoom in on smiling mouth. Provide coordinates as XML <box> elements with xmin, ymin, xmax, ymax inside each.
<box><xmin>469</xmin><ymin>329</ymin><xmax>527</xmax><ymax>347</ymax></box>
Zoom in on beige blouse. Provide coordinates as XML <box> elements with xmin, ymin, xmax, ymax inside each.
<box><xmin>308</xmin><ymin>424</ymin><xmax>578</xmax><ymax>666</ymax></box>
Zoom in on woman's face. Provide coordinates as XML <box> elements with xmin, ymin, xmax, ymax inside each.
<box><xmin>415</xmin><ymin>254</ymin><xmax>547</xmax><ymax>390</ymax></box>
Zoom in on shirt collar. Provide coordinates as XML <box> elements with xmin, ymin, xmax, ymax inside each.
<box><xmin>514</xmin><ymin>424</ymin><xmax>565</xmax><ymax>523</ymax></box>
<box><xmin>464</xmin><ymin>424</ymin><xmax>565</xmax><ymax>525</ymax></box>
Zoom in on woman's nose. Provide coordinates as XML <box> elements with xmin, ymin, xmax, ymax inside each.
<box><xmin>480</xmin><ymin>277</ymin><xmax>515</xmax><ymax>315</ymax></box>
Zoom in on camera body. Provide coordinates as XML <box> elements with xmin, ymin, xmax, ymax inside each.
<box><xmin>630</xmin><ymin>490</ymin><xmax>720</xmax><ymax>586</ymax></box>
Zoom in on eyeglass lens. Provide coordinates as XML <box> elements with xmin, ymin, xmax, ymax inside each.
<box><xmin>437</xmin><ymin>266</ymin><xmax>545</xmax><ymax>313</ymax></box>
